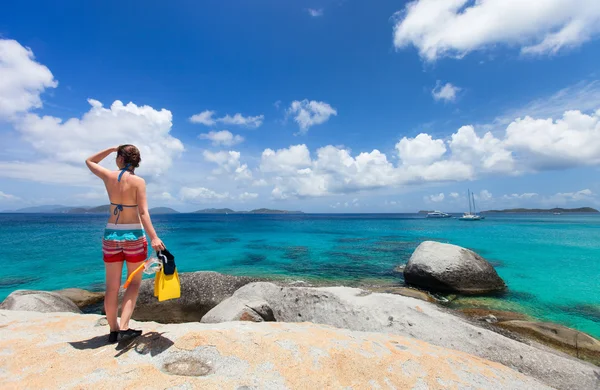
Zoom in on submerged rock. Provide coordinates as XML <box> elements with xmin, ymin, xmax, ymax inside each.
<box><xmin>204</xmin><ymin>282</ymin><xmax>599</xmax><ymax>390</ymax></box>
<box><xmin>458</xmin><ymin>308</ymin><xmax>529</xmax><ymax>323</ymax></box>
<box><xmin>129</xmin><ymin>271</ymin><xmax>257</xmax><ymax>323</ymax></box>
<box><xmin>0</xmin><ymin>309</ymin><xmax>551</xmax><ymax>389</ymax></box>
<box><xmin>498</xmin><ymin>320</ymin><xmax>600</xmax><ymax>366</ymax></box>
<box><xmin>55</xmin><ymin>288</ymin><xmax>104</xmax><ymax>308</ymax></box>
<box><xmin>404</xmin><ymin>241</ymin><xmax>506</xmax><ymax>294</ymax></box>
<box><xmin>0</xmin><ymin>290</ymin><xmax>81</xmax><ymax>314</ymax></box>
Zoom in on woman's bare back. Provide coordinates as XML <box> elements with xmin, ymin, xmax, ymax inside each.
<box><xmin>105</xmin><ymin>170</ymin><xmax>142</xmax><ymax>225</ymax></box>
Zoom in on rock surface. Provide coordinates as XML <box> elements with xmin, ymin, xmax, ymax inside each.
<box><xmin>0</xmin><ymin>290</ymin><xmax>81</xmax><ymax>314</ymax></box>
<box><xmin>55</xmin><ymin>288</ymin><xmax>104</xmax><ymax>308</ymax></box>
<box><xmin>127</xmin><ymin>271</ymin><xmax>257</xmax><ymax>323</ymax></box>
<box><xmin>0</xmin><ymin>310</ymin><xmax>550</xmax><ymax>390</ymax></box>
<box><xmin>204</xmin><ymin>282</ymin><xmax>600</xmax><ymax>390</ymax></box>
<box><xmin>403</xmin><ymin>241</ymin><xmax>506</xmax><ymax>294</ymax></box>
<box><xmin>365</xmin><ymin>286</ymin><xmax>435</xmax><ymax>303</ymax></box>
<box><xmin>498</xmin><ymin>320</ymin><xmax>600</xmax><ymax>365</ymax></box>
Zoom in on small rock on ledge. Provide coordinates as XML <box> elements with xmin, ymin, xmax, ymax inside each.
<box><xmin>0</xmin><ymin>290</ymin><xmax>81</xmax><ymax>314</ymax></box>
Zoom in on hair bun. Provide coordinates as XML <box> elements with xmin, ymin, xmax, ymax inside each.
<box><xmin>117</xmin><ymin>144</ymin><xmax>142</xmax><ymax>168</ymax></box>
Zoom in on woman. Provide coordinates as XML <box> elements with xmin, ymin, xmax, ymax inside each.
<box><xmin>86</xmin><ymin>145</ymin><xmax>165</xmax><ymax>343</ymax></box>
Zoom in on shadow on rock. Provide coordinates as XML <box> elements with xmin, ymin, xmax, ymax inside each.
<box><xmin>69</xmin><ymin>331</ymin><xmax>174</xmax><ymax>358</ymax></box>
<box><xmin>115</xmin><ymin>332</ymin><xmax>174</xmax><ymax>358</ymax></box>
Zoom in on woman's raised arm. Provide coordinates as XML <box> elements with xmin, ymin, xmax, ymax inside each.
<box><xmin>85</xmin><ymin>146</ymin><xmax>118</xmax><ymax>180</ymax></box>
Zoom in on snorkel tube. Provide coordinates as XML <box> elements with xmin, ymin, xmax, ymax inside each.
<box><xmin>122</xmin><ymin>257</ymin><xmax>162</xmax><ymax>289</ymax></box>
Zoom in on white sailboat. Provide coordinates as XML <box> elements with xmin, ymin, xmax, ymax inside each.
<box><xmin>459</xmin><ymin>190</ymin><xmax>484</xmax><ymax>221</ymax></box>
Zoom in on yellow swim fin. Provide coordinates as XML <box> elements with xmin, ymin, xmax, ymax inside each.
<box><xmin>158</xmin><ymin>269</ymin><xmax>180</xmax><ymax>302</ymax></box>
<box><xmin>154</xmin><ymin>268</ymin><xmax>163</xmax><ymax>298</ymax></box>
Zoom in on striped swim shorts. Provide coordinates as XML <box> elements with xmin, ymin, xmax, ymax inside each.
<box><xmin>102</xmin><ymin>223</ymin><xmax>148</xmax><ymax>263</ymax></box>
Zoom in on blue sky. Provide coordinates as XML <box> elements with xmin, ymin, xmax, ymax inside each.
<box><xmin>1</xmin><ymin>0</ymin><xmax>600</xmax><ymax>212</ymax></box>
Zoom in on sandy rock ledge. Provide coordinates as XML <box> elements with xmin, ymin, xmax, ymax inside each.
<box><xmin>0</xmin><ymin>310</ymin><xmax>551</xmax><ymax>390</ymax></box>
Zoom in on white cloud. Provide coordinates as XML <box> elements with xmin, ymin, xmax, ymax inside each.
<box><xmin>179</xmin><ymin>187</ymin><xmax>230</xmax><ymax>202</ymax></box>
<box><xmin>449</xmin><ymin>125</ymin><xmax>515</xmax><ymax>174</ymax></box>
<box><xmin>396</xmin><ymin>133</ymin><xmax>447</xmax><ymax>165</ymax></box>
<box><xmin>0</xmin><ymin>160</ymin><xmax>96</xmax><ymax>185</ymax></box>
<box><xmin>432</xmin><ymin>82</ymin><xmax>461</xmax><ymax>102</ymax></box>
<box><xmin>503</xmin><ymin>192</ymin><xmax>539</xmax><ymax>200</ymax></box>
<box><xmin>449</xmin><ymin>192</ymin><xmax>459</xmax><ymax>199</ymax></box>
<box><xmin>0</xmin><ymin>39</ymin><xmax>58</xmax><ymax>119</ymax></box>
<box><xmin>504</xmin><ymin>109</ymin><xmax>600</xmax><ymax>170</ymax></box>
<box><xmin>190</xmin><ymin>110</ymin><xmax>263</xmax><ymax>128</ymax></box>
<box><xmin>393</xmin><ymin>0</ymin><xmax>600</xmax><ymax>61</ymax></box>
<box><xmin>287</xmin><ymin>100</ymin><xmax>337</xmax><ymax>134</ymax></box>
<box><xmin>552</xmin><ymin>188</ymin><xmax>594</xmax><ymax>202</ymax></box>
<box><xmin>73</xmin><ymin>190</ymin><xmax>106</xmax><ymax>200</ymax></box>
<box><xmin>476</xmin><ymin>190</ymin><xmax>493</xmax><ymax>202</ymax></box>
<box><xmin>218</xmin><ymin>113</ymin><xmax>264</xmax><ymax>128</ymax></box>
<box><xmin>261</xmin><ymin>143</ymin><xmax>472</xmax><ymax>200</ymax></box>
<box><xmin>426</xmin><ymin>193</ymin><xmax>445</xmax><ymax>202</ymax></box>
<box><xmin>260</xmin><ymin>144</ymin><xmax>312</xmax><ymax>174</ymax></box>
<box><xmin>308</xmin><ymin>8</ymin><xmax>324</xmax><ymax>17</ymax></box>
<box><xmin>0</xmin><ymin>190</ymin><xmax>20</xmax><ymax>201</ymax></box>
<box><xmin>189</xmin><ymin>110</ymin><xmax>216</xmax><ymax>126</ymax></box>
<box><xmin>15</xmin><ymin>99</ymin><xmax>184</xmax><ymax>178</ymax></box>
<box><xmin>199</xmin><ymin>130</ymin><xmax>244</xmax><ymax>146</ymax></box>
<box><xmin>498</xmin><ymin>80</ymin><xmax>600</xmax><ymax>124</ymax></box>
<box><xmin>239</xmin><ymin>192</ymin><xmax>258</xmax><ymax>201</ymax></box>
<box><xmin>252</xmin><ymin>179</ymin><xmax>269</xmax><ymax>187</ymax></box>
<box><xmin>203</xmin><ymin>150</ymin><xmax>252</xmax><ymax>181</ymax></box>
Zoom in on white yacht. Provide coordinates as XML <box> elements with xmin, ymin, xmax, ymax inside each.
<box><xmin>426</xmin><ymin>211</ymin><xmax>452</xmax><ymax>218</ymax></box>
<box><xmin>459</xmin><ymin>190</ymin><xmax>485</xmax><ymax>221</ymax></box>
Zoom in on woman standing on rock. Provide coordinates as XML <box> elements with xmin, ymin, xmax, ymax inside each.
<box><xmin>86</xmin><ymin>145</ymin><xmax>165</xmax><ymax>343</ymax></box>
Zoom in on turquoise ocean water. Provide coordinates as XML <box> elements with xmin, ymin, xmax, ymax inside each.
<box><xmin>0</xmin><ymin>213</ymin><xmax>598</xmax><ymax>337</ymax></box>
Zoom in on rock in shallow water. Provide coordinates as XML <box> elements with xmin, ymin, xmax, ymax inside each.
<box><xmin>0</xmin><ymin>290</ymin><xmax>81</xmax><ymax>314</ymax></box>
<box><xmin>403</xmin><ymin>241</ymin><xmax>506</xmax><ymax>294</ymax></box>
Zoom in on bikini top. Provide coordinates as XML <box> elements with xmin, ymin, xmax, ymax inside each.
<box><xmin>111</xmin><ymin>164</ymin><xmax>138</xmax><ymax>224</ymax></box>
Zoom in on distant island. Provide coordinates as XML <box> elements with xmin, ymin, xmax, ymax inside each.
<box><xmin>2</xmin><ymin>205</ymin><xmax>301</xmax><ymax>215</ymax></box>
<box><xmin>193</xmin><ymin>208</ymin><xmax>303</xmax><ymax>214</ymax></box>
<box><xmin>3</xmin><ymin>205</ymin><xmax>178</xmax><ymax>214</ymax></box>
<box><xmin>484</xmin><ymin>207</ymin><xmax>599</xmax><ymax>214</ymax></box>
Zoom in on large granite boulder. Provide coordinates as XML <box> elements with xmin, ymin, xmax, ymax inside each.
<box><xmin>0</xmin><ymin>290</ymin><xmax>81</xmax><ymax>314</ymax></box>
<box><xmin>128</xmin><ymin>271</ymin><xmax>257</xmax><ymax>323</ymax></box>
<box><xmin>403</xmin><ymin>241</ymin><xmax>506</xmax><ymax>294</ymax></box>
<box><xmin>0</xmin><ymin>310</ymin><xmax>551</xmax><ymax>389</ymax></box>
<box><xmin>55</xmin><ymin>288</ymin><xmax>104</xmax><ymax>308</ymax></box>
<box><xmin>203</xmin><ymin>282</ymin><xmax>599</xmax><ymax>390</ymax></box>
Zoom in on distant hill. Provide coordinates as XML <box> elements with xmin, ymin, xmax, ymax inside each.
<box><xmin>418</xmin><ymin>210</ymin><xmax>434</xmax><ymax>214</ymax></box>
<box><xmin>192</xmin><ymin>208</ymin><xmax>303</xmax><ymax>214</ymax></box>
<box><xmin>10</xmin><ymin>205</ymin><xmax>69</xmax><ymax>213</ymax></box>
<box><xmin>484</xmin><ymin>207</ymin><xmax>599</xmax><ymax>213</ymax></box>
<box><xmin>86</xmin><ymin>205</ymin><xmax>111</xmax><ymax>213</ymax></box>
<box><xmin>248</xmin><ymin>208</ymin><xmax>303</xmax><ymax>214</ymax></box>
<box><xmin>6</xmin><ymin>204</ymin><xmax>303</xmax><ymax>215</ymax></box>
<box><xmin>150</xmin><ymin>207</ymin><xmax>180</xmax><ymax>214</ymax></box>
<box><xmin>193</xmin><ymin>208</ymin><xmax>236</xmax><ymax>214</ymax></box>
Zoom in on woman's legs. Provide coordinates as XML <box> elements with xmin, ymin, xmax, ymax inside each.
<box><xmin>104</xmin><ymin>261</ymin><xmax>124</xmax><ymax>332</ymax></box>
<box><xmin>119</xmin><ymin>260</ymin><xmax>144</xmax><ymax>330</ymax></box>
